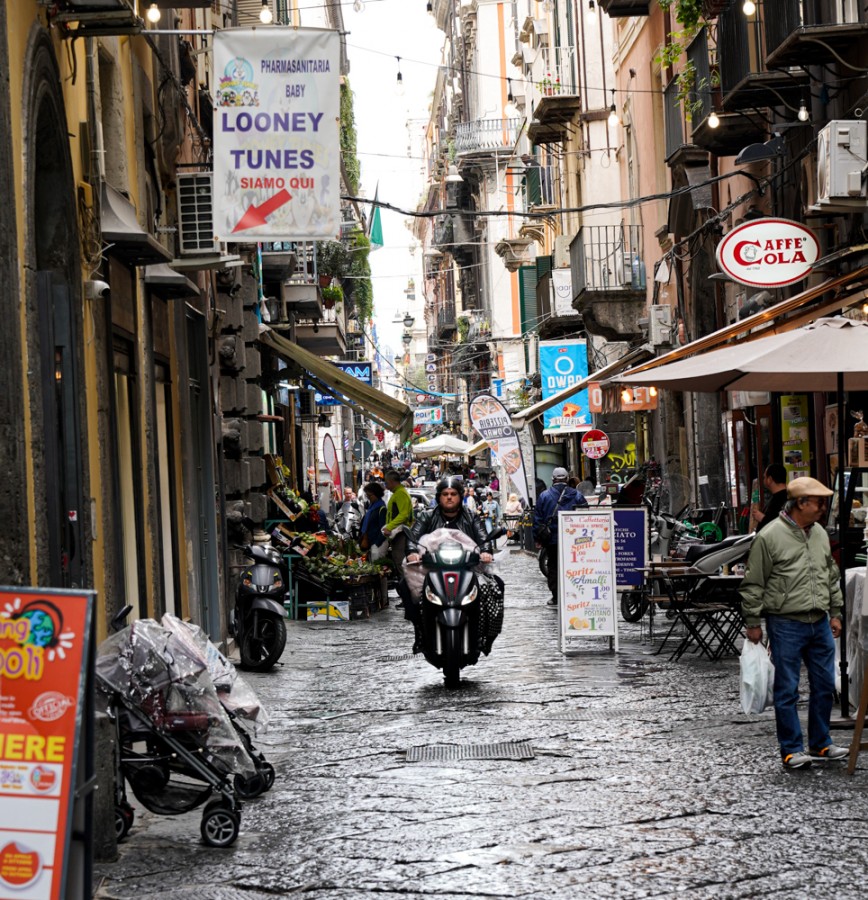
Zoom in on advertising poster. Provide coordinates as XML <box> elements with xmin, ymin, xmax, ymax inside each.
<box><xmin>558</xmin><ymin>511</ymin><xmax>619</xmax><ymax>652</ymax></box>
<box><xmin>780</xmin><ymin>394</ymin><xmax>810</xmax><ymax>480</ymax></box>
<box><xmin>312</xmin><ymin>361</ymin><xmax>372</xmax><ymax>406</ymax></box>
<box><xmin>0</xmin><ymin>587</ymin><xmax>94</xmax><ymax>900</ymax></box>
<box><xmin>413</xmin><ymin>407</ymin><xmax>444</xmax><ymax>426</ymax></box>
<box><xmin>468</xmin><ymin>394</ymin><xmax>531</xmax><ymax>507</ymax></box>
<box><xmin>612</xmin><ymin>508</ymin><xmax>648</xmax><ymax>589</ymax></box>
<box><xmin>213</xmin><ymin>28</ymin><xmax>340</xmax><ymax>240</ymax></box>
<box><xmin>322</xmin><ymin>433</ymin><xmax>342</xmax><ymax>493</ymax></box>
<box><xmin>539</xmin><ymin>340</ymin><xmax>591</xmax><ymax>434</ymax></box>
<box><xmin>551</xmin><ymin>268</ymin><xmax>574</xmax><ymax>317</ymax></box>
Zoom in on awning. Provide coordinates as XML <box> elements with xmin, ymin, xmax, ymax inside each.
<box><xmin>260</xmin><ymin>329</ymin><xmax>413</xmax><ymax>439</ymax></box>
<box><xmin>512</xmin><ymin>345</ymin><xmax>653</xmax><ymax>425</ymax></box>
<box><xmin>467</xmin><ymin>438</ymin><xmax>488</xmax><ymax>456</ymax></box>
<box><xmin>619</xmin><ymin>265</ymin><xmax>868</xmax><ymax>380</ymax></box>
<box><xmin>100</xmin><ymin>183</ymin><xmax>172</xmax><ymax>267</ymax></box>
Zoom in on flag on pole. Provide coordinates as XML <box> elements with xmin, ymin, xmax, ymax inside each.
<box><xmin>369</xmin><ymin>183</ymin><xmax>383</xmax><ymax>252</ymax></box>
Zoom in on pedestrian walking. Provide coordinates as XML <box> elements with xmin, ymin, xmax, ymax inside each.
<box><xmin>382</xmin><ymin>470</ymin><xmax>414</xmax><ymax>598</ymax></box>
<box><xmin>463</xmin><ymin>485</ymin><xmax>478</xmax><ymax>515</ymax></box>
<box><xmin>359</xmin><ymin>482</ymin><xmax>388</xmax><ymax>561</ymax></box>
<box><xmin>481</xmin><ymin>491</ymin><xmax>501</xmax><ymax>535</ymax></box>
<box><xmin>533</xmin><ymin>468</ymin><xmax>588</xmax><ymax>606</ymax></box>
<box><xmin>753</xmin><ymin>463</ymin><xmax>788</xmax><ymax>533</ymax></box>
<box><xmin>740</xmin><ymin>476</ymin><xmax>847</xmax><ymax>769</ymax></box>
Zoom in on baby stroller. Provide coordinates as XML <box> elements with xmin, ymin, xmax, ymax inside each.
<box><xmin>97</xmin><ymin>617</ymin><xmax>256</xmax><ymax>847</ymax></box>
<box><xmin>161</xmin><ymin>614</ymin><xmax>275</xmax><ymax>798</ymax></box>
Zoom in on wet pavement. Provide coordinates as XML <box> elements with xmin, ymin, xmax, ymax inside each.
<box><xmin>96</xmin><ymin>548</ymin><xmax>868</xmax><ymax>899</ymax></box>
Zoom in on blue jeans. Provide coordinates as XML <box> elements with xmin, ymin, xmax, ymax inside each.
<box><xmin>765</xmin><ymin>615</ymin><xmax>836</xmax><ymax>757</ymax></box>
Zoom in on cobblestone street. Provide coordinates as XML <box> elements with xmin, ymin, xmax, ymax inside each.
<box><xmin>96</xmin><ymin>549</ymin><xmax>868</xmax><ymax>899</ymax></box>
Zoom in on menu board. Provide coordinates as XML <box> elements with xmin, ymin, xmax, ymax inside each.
<box><xmin>780</xmin><ymin>394</ymin><xmax>810</xmax><ymax>480</ymax></box>
<box><xmin>558</xmin><ymin>510</ymin><xmax>619</xmax><ymax>652</ymax></box>
<box><xmin>613</xmin><ymin>507</ymin><xmax>648</xmax><ymax>589</ymax></box>
<box><xmin>0</xmin><ymin>587</ymin><xmax>94</xmax><ymax>900</ymax></box>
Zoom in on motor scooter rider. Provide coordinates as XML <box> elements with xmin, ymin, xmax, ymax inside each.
<box><xmin>401</xmin><ymin>476</ymin><xmax>495</xmax><ymax>651</ymax></box>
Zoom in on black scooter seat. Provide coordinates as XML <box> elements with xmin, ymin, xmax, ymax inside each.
<box><xmin>684</xmin><ymin>533</ymin><xmax>745</xmax><ymax>563</ymax></box>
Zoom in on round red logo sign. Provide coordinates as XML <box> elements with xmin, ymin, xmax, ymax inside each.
<box><xmin>581</xmin><ymin>429</ymin><xmax>610</xmax><ymax>459</ymax></box>
<box><xmin>716</xmin><ymin>218</ymin><xmax>819</xmax><ymax>289</ymax></box>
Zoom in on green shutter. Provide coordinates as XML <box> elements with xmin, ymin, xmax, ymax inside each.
<box><xmin>518</xmin><ymin>265</ymin><xmax>538</xmax><ymax>336</ymax></box>
<box><xmin>536</xmin><ymin>254</ymin><xmax>552</xmax><ymax>282</ymax></box>
<box><xmin>524</xmin><ymin>164</ymin><xmax>541</xmax><ymax>207</ymax></box>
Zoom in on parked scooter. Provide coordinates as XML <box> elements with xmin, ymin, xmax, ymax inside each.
<box><xmin>412</xmin><ymin>528</ymin><xmax>505</xmax><ymax>688</ymax></box>
<box><xmin>334</xmin><ymin>498</ymin><xmax>362</xmax><ymax>541</ymax></box>
<box><xmin>233</xmin><ymin>543</ymin><xmax>288</xmax><ymax>671</ymax></box>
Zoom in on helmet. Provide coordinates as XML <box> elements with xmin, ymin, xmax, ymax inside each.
<box><xmin>435</xmin><ymin>476</ymin><xmax>465</xmax><ymax>499</ymax></box>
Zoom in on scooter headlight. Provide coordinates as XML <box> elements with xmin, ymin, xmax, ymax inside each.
<box><xmin>241</xmin><ymin>571</ymin><xmax>253</xmax><ymax>587</ymax></box>
<box><xmin>438</xmin><ymin>542</ymin><xmax>465</xmax><ymax>565</ymax></box>
<box><xmin>273</xmin><ymin>574</ymin><xmax>284</xmax><ymax>589</ymax></box>
<box><xmin>460</xmin><ymin>585</ymin><xmax>478</xmax><ymax>606</ymax></box>
<box><xmin>424</xmin><ymin>585</ymin><xmax>443</xmax><ymax>605</ymax></box>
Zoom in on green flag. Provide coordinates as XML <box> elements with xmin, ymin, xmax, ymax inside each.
<box><xmin>369</xmin><ymin>184</ymin><xmax>383</xmax><ymax>251</ymax></box>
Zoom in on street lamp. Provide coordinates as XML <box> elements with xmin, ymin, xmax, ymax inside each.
<box><xmin>402</xmin><ymin>331</ymin><xmax>413</xmax><ymax>348</ymax></box>
<box><xmin>403</xmin><ymin>313</ymin><xmax>415</xmax><ymax>329</ymax></box>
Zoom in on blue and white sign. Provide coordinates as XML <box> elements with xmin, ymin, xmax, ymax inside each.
<box><xmin>413</xmin><ymin>407</ymin><xmax>444</xmax><ymax>425</ymax></box>
<box><xmin>213</xmin><ymin>27</ymin><xmax>340</xmax><ymax>240</ymax></box>
<box><xmin>539</xmin><ymin>339</ymin><xmax>590</xmax><ymax>434</ymax></box>
<box><xmin>311</xmin><ymin>360</ymin><xmax>372</xmax><ymax>406</ymax></box>
<box><xmin>612</xmin><ymin>507</ymin><xmax>648</xmax><ymax>589</ymax></box>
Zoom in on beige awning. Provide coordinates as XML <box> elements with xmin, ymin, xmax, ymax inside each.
<box><xmin>466</xmin><ymin>438</ymin><xmax>488</xmax><ymax>456</ymax></box>
<box><xmin>512</xmin><ymin>345</ymin><xmax>653</xmax><ymax>425</ymax></box>
<box><xmin>260</xmin><ymin>329</ymin><xmax>414</xmax><ymax>439</ymax></box>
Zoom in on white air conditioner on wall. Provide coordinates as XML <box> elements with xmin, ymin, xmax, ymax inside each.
<box><xmin>648</xmin><ymin>304</ymin><xmax>673</xmax><ymax>348</ymax></box>
<box><xmin>176</xmin><ymin>172</ymin><xmax>219</xmax><ymax>255</ymax></box>
<box><xmin>814</xmin><ymin>120</ymin><xmax>868</xmax><ymax>211</ymax></box>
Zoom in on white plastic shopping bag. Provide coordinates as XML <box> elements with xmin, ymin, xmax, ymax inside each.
<box><xmin>739</xmin><ymin>639</ymin><xmax>775</xmax><ymax>714</ymax></box>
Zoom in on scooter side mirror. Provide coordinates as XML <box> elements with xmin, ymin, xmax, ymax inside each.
<box><xmin>488</xmin><ymin>527</ymin><xmax>507</xmax><ymax>542</ymax></box>
<box><xmin>111</xmin><ymin>604</ymin><xmax>134</xmax><ymax>632</ymax></box>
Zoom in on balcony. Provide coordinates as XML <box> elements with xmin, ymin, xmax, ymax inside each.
<box><xmin>569</xmin><ymin>225</ymin><xmax>647</xmax><ymax>341</ymax></box>
<box><xmin>764</xmin><ymin>0</ymin><xmax>868</xmax><ymax>68</ymax></box>
<box><xmin>260</xmin><ymin>242</ymin><xmax>298</xmax><ymax>282</ymax></box>
<box><xmin>294</xmin><ymin>307</ymin><xmax>347</xmax><ymax>357</ymax></box>
<box><xmin>280</xmin><ymin>283</ymin><xmax>323</xmax><ymax>319</ymax></box>
<box><xmin>527</xmin><ymin>46</ymin><xmax>581</xmax><ymax>144</ymax></box>
<box><xmin>597</xmin><ymin>0</ymin><xmax>650</xmax><ymax>15</ymax></box>
<box><xmin>455</xmin><ymin>119</ymin><xmax>522</xmax><ymax>157</ymax></box>
<box><xmin>51</xmin><ymin>1</ymin><xmax>141</xmax><ymax>36</ymax></box>
<box><xmin>437</xmin><ymin>303</ymin><xmax>457</xmax><ymax>338</ymax></box>
<box><xmin>432</xmin><ymin>214</ymin><xmax>474</xmax><ymax>251</ymax></box>
<box><xmin>718</xmin><ymin>7</ymin><xmax>809</xmax><ymax>111</ymax></box>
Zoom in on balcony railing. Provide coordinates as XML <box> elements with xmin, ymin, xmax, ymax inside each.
<box><xmin>718</xmin><ymin>5</ymin><xmax>764</xmax><ymax>98</ymax></box>
<box><xmin>455</xmin><ymin>118</ymin><xmax>521</xmax><ymax>153</ymax></box>
<box><xmin>437</xmin><ymin>303</ymin><xmax>456</xmax><ymax>336</ymax></box>
<box><xmin>663</xmin><ymin>79</ymin><xmax>685</xmax><ymax>160</ymax></box>
<box><xmin>686</xmin><ymin>28</ymin><xmax>713</xmax><ymax>133</ymax></box>
<box><xmin>538</xmin><ymin>46</ymin><xmax>577</xmax><ymax>95</ymax></box>
<box><xmin>571</xmin><ymin>225</ymin><xmax>645</xmax><ymax>296</ymax></box>
<box><xmin>765</xmin><ymin>0</ymin><xmax>868</xmax><ymax>66</ymax></box>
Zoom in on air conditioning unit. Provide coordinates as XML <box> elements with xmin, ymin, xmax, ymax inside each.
<box><xmin>176</xmin><ymin>172</ymin><xmax>219</xmax><ymax>255</ymax></box>
<box><xmin>553</xmin><ymin>235</ymin><xmax>571</xmax><ymax>269</ymax></box>
<box><xmin>814</xmin><ymin>120</ymin><xmax>868</xmax><ymax>211</ymax></box>
<box><xmin>297</xmin><ymin>389</ymin><xmax>318</xmax><ymax>421</ymax></box>
<box><xmin>648</xmin><ymin>304</ymin><xmax>673</xmax><ymax>347</ymax></box>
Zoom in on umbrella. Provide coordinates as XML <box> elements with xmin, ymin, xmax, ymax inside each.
<box><xmin>411</xmin><ymin>434</ymin><xmax>471</xmax><ymax>458</ymax></box>
<box><xmin>614</xmin><ymin>315</ymin><xmax>868</xmax><ymax>715</ymax></box>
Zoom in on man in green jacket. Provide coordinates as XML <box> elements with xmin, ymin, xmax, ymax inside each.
<box><xmin>741</xmin><ymin>476</ymin><xmax>845</xmax><ymax>769</ymax></box>
<box><xmin>383</xmin><ymin>469</ymin><xmax>414</xmax><ymax>586</ymax></box>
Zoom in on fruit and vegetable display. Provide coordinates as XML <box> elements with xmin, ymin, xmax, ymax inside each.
<box><xmin>273</xmin><ymin>530</ymin><xmax>390</xmax><ymax>583</ymax></box>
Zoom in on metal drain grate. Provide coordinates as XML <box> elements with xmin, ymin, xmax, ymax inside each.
<box><xmin>405</xmin><ymin>741</ymin><xmax>535</xmax><ymax>762</ymax></box>
<box><xmin>377</xmin><ymin>653</ymin><xmax>415</xmax><ymax>662</ymax></box>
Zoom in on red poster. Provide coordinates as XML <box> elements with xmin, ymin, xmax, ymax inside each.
<box><xmin>0</xmin><ymin>588</ymin><xmax>94</xmax><ymax>900</ymax></box>
<box><xmin>322</xmin><ymin>433</ymin><xmax>342</xmax><ymax>493</ymax></box>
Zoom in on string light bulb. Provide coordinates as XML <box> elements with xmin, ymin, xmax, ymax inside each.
<box><xmin>607</xmin><ymin>89</ymin><xmax>619</xmax><ymax>128</ymax></box>
<box><xmin>259</xmin><ymin>1</ymin><xmax>273</xmax><ymax>24</ymax></box>
<box><xmin>798</xmin><ymin>102</ymin><xmax>810</xmax><ymax>122</ymax></box>
<box><xmin>708</xmin><ymin>110</ymin><xmax>720</xmax><ymax>129</ymax></box>
<box><xmin>588</xmin><ymin>0</ymin><xmax>597</xmax><ymax>15</ymax></box>
<box><xmin>649</xmin><ymin>386</ymin><xmax>658</xmax><ymax>397</ymax></box>
<box><xmin>742</xmin><ymin>0</ymin><xmax>756</xmax><ymax>15</ymax></box>
<box><xmin>621</xmin><ymin>389</ymin><xmax>632</xmax><ymax>404</ymax></box>
<box><xmin>353</xmin><ymin>0</ymin><xmax>365</xmax><ymax>11</ymax></box>
<box><xmin>146</xmin><ymin>3</ymin><xmax>161</xmax><ymax>23</ymax></box>
<box><xmin>427</xmin><ymin>0</ymin><xmax>433</xmax><ymax>10</ymax></box>
<box><xmin>395</xmin><ymin>57</ymin><xmax>405</xmax><ymax>96</ymax></box>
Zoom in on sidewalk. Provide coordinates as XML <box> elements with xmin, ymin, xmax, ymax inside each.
<box><xmin>95</xmin><ymin>550</ymin><xmax>867</xmax><ymax>899</ymax></box>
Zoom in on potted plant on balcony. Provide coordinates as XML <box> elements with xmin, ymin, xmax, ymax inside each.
<box><xmin>321</xmin><ymin>284</ymin><xmax>343</xmax><ymax>310</ymax></box>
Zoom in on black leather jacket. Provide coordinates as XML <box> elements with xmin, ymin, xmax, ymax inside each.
<box><xmin>407</xmin><ymin>506</ymin><xmax>493</xmax><ymax>555</ymax></box>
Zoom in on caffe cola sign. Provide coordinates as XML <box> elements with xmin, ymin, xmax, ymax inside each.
<box><xmin>716</xmin><ymin>218</ymin><xmax>819</xmax><ymax>289</ymax></box>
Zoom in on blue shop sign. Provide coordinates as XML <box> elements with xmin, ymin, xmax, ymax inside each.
<box><xmin>309</xmin><ymin>361</ymin><xmax>373</xmax><ymax>406</ymax></box>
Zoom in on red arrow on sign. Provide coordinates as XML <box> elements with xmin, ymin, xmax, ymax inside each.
<box><xmin>231</xmin><ymin>189</ymin><xmax>293</xmax><ymax>233</ymax></box>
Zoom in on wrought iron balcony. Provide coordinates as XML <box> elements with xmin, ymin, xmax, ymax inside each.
<box><xmin>569</xmin><ymin>224</ymin><xmax>647</xmax><ymax>341</ymax></box>
<box><xmin>527</xmin><ymin>46</ymin><xmax>581</xmax><ymax>144</ymax></box>
<box><xmin>294</xmin><ymin>307</ymin><xmax>346</xmax><ymax>357</ymax></box>
<box><xmin>455</xmin><ymin>119</ymin><xmax>521</xmax><ymax>156</ymax></box>
<box><xmin>437</xmin><ymin>304</ymin><xmax>457</xmax><ymax>338</ymax></box>
<box><xmin>764</xmin><ymin>0</ymin><xmax>868</xmax><ymax>68</ymax></box>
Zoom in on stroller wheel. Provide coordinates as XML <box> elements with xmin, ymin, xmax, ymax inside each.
<box><xmin>259</xmin><ymin>762</ymin><xmax>276</xmax><ymax>792</ymax></box>
<box><xmin>201</xmin><ymin>806</ymin><xmax>240</xmax><ymax>848</ymax></box>
<box><xmin>115</xmin><ymin>804</ymin><xmax>134</xmax><ymax>841</ymax></box>
<box><xmin>233</xmin><ymin>771</ymin><xmax>265</xmax><ymax>800</ymax></box>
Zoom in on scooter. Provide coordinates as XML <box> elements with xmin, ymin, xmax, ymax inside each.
<box><xmin>416</xmin><ymin>528</ymin><xmax>505</xmax><ymax>688</ymax></box>
<box><xmin>233</xmin><ymin>543</ymin><xmax>288</xmax><ymax>672</ymax></box>
<box><xmin>334</xmin><ymin>499</ymin><xmax>362</xmax><ymax>542</ymax></box>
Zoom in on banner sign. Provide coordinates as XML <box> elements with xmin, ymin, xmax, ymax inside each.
<box><xmin>0</xmin><ymin>587</ymin><xmax>94</xmax><ymax>900</ymax></box>
<box><xmin>469</xmin><ymin>394</ymin><xmax>531</xmax><ymax>508</ymax></box>
<box><xmin>213</xmin><ymin>27</ymin><xmax>340</xmax><ymax>240</ymax></box>
<box><xmin>780</xmin><ymin>394</ymin><xmax>811</xmax><ymax>480</ymax></box>
<box><xmin>322</xmin><ymin>433</ymin><xmax>342</xmax><ymax>493</ymax></box>
<box><xmin>551</xmin><ymin>268</ymin><xmax>574</xmax><ymax>317</ymax></box>
<box><xmin>539</xmin><ymin>340</ymin><xmax>591</xmax><ymax>434</ymax></box>
<box><xmin>311</xmin><ymin>361</ymin><xmax>372</xmax><ymax>406</ymax></box>
<box><xmin>558</xmin><ymin>511</ymin><xmax>619</xmax><ymax>652</ymax></box>
<box><xmin>613</xmin><ymin>507</ymin><xmax>648</xmax><ymax>589</ymax></box>
<box><xmin>413</xmin><ymin>407</ymin><xmax>443</xmax><ymax>425</ymax></box>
